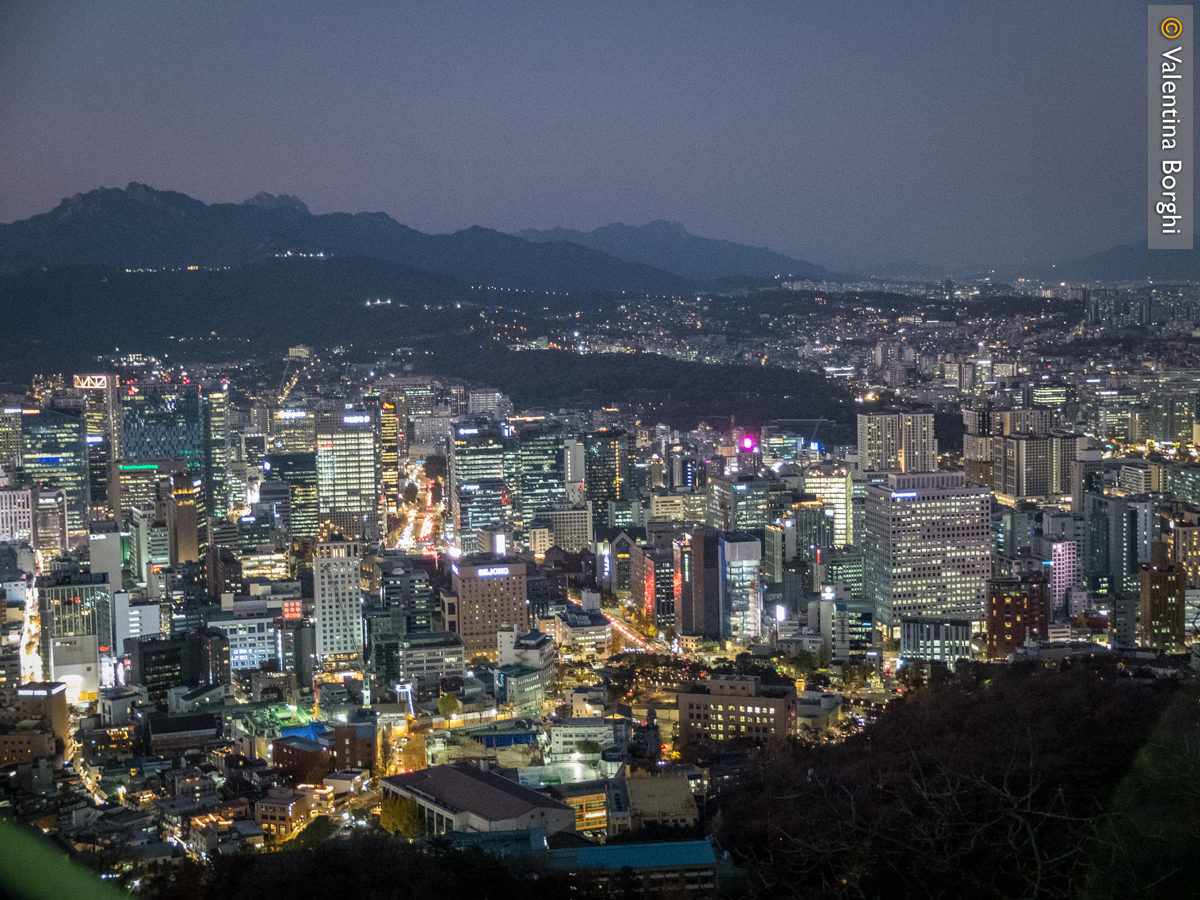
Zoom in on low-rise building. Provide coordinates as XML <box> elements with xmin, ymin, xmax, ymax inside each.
<box><xmin>676</xmin><ymin>675</ymin><xmax>796</xmax><ymax>744</ymax></box>
<box><xmin>395</xmin><ymin>631</ymin><xmax>465</xmax><ymax>699</ymax></box>
<box><xmin>380</xmin><ymin>761</ymin><xmax>576</xmax><ymax>835</ymax></box>
<box><xmin>254</xmin><ymin>787</ymin><xmax>310</xmax><ymax>840</ymax></box>
<box><xmin>549</xmin><ymin>717</ymin><xmax>629</xmax><ymax>761</ymax></box>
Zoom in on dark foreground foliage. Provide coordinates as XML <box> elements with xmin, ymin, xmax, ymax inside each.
<box><xmin>141</xmin><ymin>835</ymin><xmax>577</xmax><ymax>900</ymax></box>
<box><xmin>715</xmin><ymin>660</ymin><xmax>1200</xmax><ymax>900</ymax></box>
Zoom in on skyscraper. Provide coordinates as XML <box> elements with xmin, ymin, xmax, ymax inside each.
<box><xmin>272</xmin><ymin>406</ymin><xmax>316</xmax><ymax>454</ymax></box>
<box><xmin>21</xmin><ymin>407</ymin><xmax>89</xmax><ymax>532</ymax></box>
<box><xmin>378</xmin><ymin>400</ymin><xmax>402</xmax><ymax>524</ymax></box>
<box><xmin>683</xmin><ymin>525</ymin><xmax>720</xmax><ymax>638</ymax></box>
<box><xmin>263</xmin><ymin>452</ymin><xmax>319</xmax><ymax>540</ymax></box>
<box><xmin>36</xmin><ymin>570</ymin><xmax>112</xmax><ymax>702</ymax></box>
<box><xmin>202</xmin><ymin>385</ymin><xmax>230</xmax><ymax>516</ymax></box>
<box><xmin>73</xmin><ymin>374</ymin><xmax>121</xmax><ymax>516</ymax></box>
<box><xmin>316</xmin><ymin>408</ymin><xmax>382</xmax><ymax>542</ymax></box>
<box><xmin>314</xmin><ymin>537</ymin><xmax>363</xmax><ymax>666</ymax></box>
<box><xmin>1140</xmin><ymin>543</ymin><xmax>1186</xmax><ymax>653</ymax></box>
<box><xmin>166</xmin><ymin>472</ymin><xmax>206</xmax><ymax>566</ymax></box>
<box><xmin>857</xmin><ymin>411</ymin><xmax>937</xmax><ymax>473</ymax></box>
<box><xmin>441</xmin><ymin>555</ymin><xmax>529</xmax><ymax>659</ymax></box>
<box><xmin>121</xmin><ymin>382</ymin><xmax>204</xmax><ymax>464</ymax></box>
<box><xmin>718</xmin><ymin>532</ymin><xmax>762</xmax><ymax>642</ymax></box>
<box><xmin>706</xmin><ymin>475</ymin><xmax>769</xmax><ymax>532</ymax></box>
<box><xmin>863</xmin><ymin>472</ymin><xmax>992</xmax><ymax>626</ymax></box>
<box><xmin>512</xmin><ymin>422</ymin><xmax>568</xmax><ymax>541</ymax></box>
<box><xmin>801</xmin><ymin>465</ymin><xmax>853</xmax><ymax>548</ymax></box>
<box><xmin>584</xmin><ymin>429</ymin><xmax>629</xmax><ymax>533</ymax></box>
<box><xmin>447</xmin><ymin>421</ymin><xmax>510</xmax><ymax>553</ymax></box>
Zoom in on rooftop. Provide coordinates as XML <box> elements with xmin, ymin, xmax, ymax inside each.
<box><xmin>546</xmin><ymin>839</ymin><xmax>717</xmax><ymax>871</ymax></box>
<box><xmin>383</xmin><ymin>762</ymin><xmax>572</xmax><ymax>822</ymax></box>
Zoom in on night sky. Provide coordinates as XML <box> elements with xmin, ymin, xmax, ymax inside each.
<box><xmin>0</xmin><ymin>2</ymin><xmax>1163</xmax><ymax>270</ymax></box>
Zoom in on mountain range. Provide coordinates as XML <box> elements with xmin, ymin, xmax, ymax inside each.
<box><xmin>0</xmin><ymin>184</ymin><xmax>825</xmax><ymax>293</ymax></box>
<box><xmin>517</xmin><ymin>220</ymin><xmax>831</xmax><ymax>281</ymax></box>
<box><xmin>1</xmin><ymin>183</ymin><xmax>1195</xmax><ymax>288</ymax></box>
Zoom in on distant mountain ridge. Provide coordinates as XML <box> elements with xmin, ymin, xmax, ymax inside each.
<box><xmin>1050</xmin><ymin>239</ymin><xmax>1200</xmax><ymax>282</ymax></box>
<box><xmin>0</xmin><ymin>183</ymin><xmax>697</xmax><ymax>294</ymax></box>
<box><xmin>517</xmin><ymin>220</ymin><xmax>832</xmax><ymax>281</ymax></box>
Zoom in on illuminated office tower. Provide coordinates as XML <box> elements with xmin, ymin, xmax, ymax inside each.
<box><xmin>402</xmin><ymin>384</ymin><xmax>436</xmax><ymax>416</ymax></box>
<box><xmin>129</xmin><ymin>507</ymin><xmax>169</xmax><ymax>585</ymax></box>
<box><xmin>0</xmin><ymin>488</ymin><xmax>34</xmax><ymax>544</ymax></box>
<box><xmin>0</xmin><ymin>407</ymin><xmax>23</xmax><ymax>473</ymax></box>
<box><xmin>262</xmin><ymin>452</ymin><xmax>319</xmax><ymax>540</ymax></box>
<box><xmin>856</xmin><ymin>411</ymin><xmax>938</xmax><ymax>473</ymax></box>
<box><xmin>513</xmin><ymin>423</ymin><xmax>567</xmax><ymax>541</ymax></box>
<box><xmin>448</xmin><ymin>421</ymin><xmax>510</xmax><ymax>553</ymax></box>
<box><xmin>109</xmin><ymin>460</ymin><xmax>177</xmax><ymax>524</ymax></box>
<box><xmin>166</xmin><ymin>472</ymin><xmax>207</xmax><ymax>566</ymax></box>
<box><xmin>36</xmin><ymin>571</ymin><xmax>112</xmax><ymax>703</ymax></box>
<box><xmin>706</xmin><ymin>474</ymin><xmax>769</xmax><ymax>532</ymax></box>
<box><xmin>584</xmin><ymin>429</ymin><xmax>630</xmax><ymax>532</ymax></box>
<box><xmin>801</xmin><ymin>464</ymin><xmax>853</xmax><ymax>548</ymax></box>
<box><xmin>314</xmin><ymin>537</ymin><xmax>363</xmax><ymax>666</ymax></box>
<box><xmin>35</xmin><ymin>490</ymin><xmax>70</xmax><ymax>556</ymax></box>
<box><xmin>630</xmin><ymin>544</ymin><xmax>675</xmax><ymax>630</ymax></box>
<box><xmin>316</xmin><ymin>409</ymin><xmax>382</xmax><ymax>542</ymax></box>
<box><xmin>202</xmin><ymin>386</ymin><xmax>230</xmax><ymax>516</ymax></box>
<box><xmin>378</xmin><ymin>400</ymin><xmax>402</xmax><ymax>522</ymax></box>
<box><xmin>73</xmin><ymin>374</ymin><xmax>121</xmax><ymax>515</ymax></box>
<box><xmin>21</xmin><ymin>407</ymin><xmax>89</xmax><ymax>531</ymax></box>
<box><xmin>863</xmin><ymin>471</ymin><xmax>992</xmax><ymax>627</ymax></box>
<box><xmin>718</xmin><ymin>532</ymin><xmax>762</xmax><ymax>642</ymax></box>
<box><xmin>121</xmin><ymin>383</ymin><xmax>204</xmax><ymax>465</ymax></box>
<box><xmin>272</xmin><ymin>406</ymin><xmax>316</xmax><ymax>454</ymax></box>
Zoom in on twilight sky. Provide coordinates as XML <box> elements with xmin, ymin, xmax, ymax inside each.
<box><xmin>0</xmin><ymin>1</ymin><xmax>1162</xmax><ymax>270</ymax></box>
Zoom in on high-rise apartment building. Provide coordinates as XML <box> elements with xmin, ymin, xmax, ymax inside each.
<box><xmin>856</xmin><ymin>411</ymin><xmax>937</xmax><ymax>473</ymax></box>
<box><xmin>314</xmin><ymin>537</ymin><xmax>363</xmax><ymax>665</ymax></box>
<box><xmin>863</xmin><ymin>472</ymin><xmax>991</xmax><ymax>626</ymax></box>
